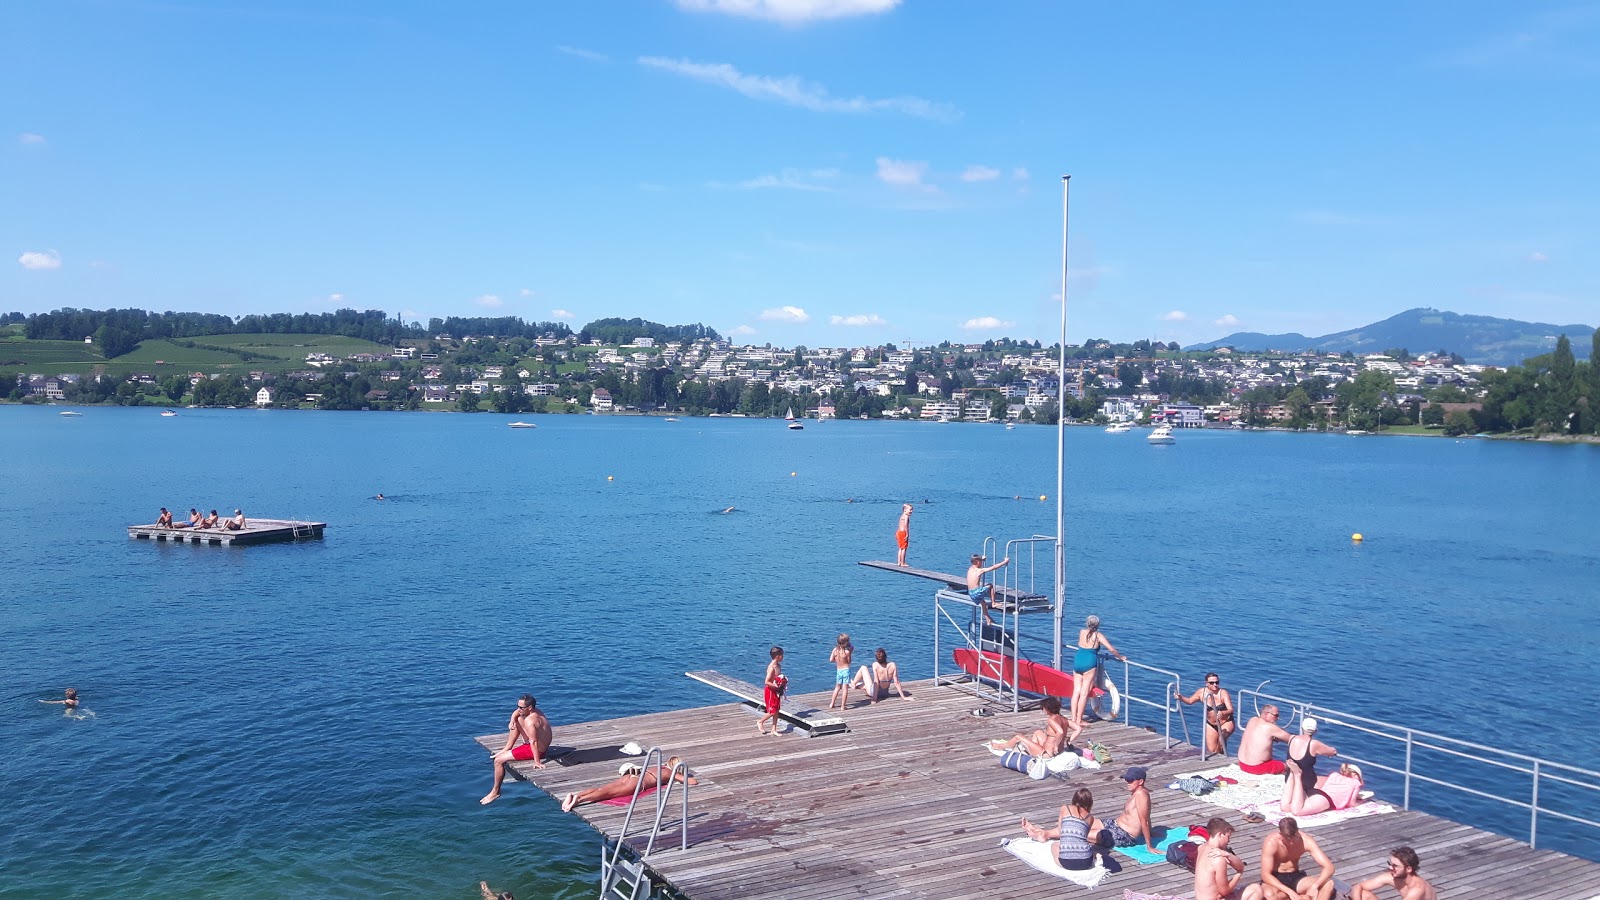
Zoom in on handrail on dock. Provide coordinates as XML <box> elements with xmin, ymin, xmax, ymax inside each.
<box><xmin>600</xmin><ymin>746</ymin><xmax>690</xmax><ymax>900</ymax></box>
<box><xmin>1235</xmin><ymin>687</ymin><xmax>1600</xmax><ymax>850</ymax></box>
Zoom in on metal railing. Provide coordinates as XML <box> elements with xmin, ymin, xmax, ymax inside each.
<box><xmin>1102</xmin><ymin>656</ymin><xmax>1186</xmax><ymax>750</ymax></box>
<box><xmin>1234</xmin><ymin>688</ymin><xmax>1600</xmax><ymax>850</ymax></box>
<box><xmin>599</xmin><ymin>747</ymin><xmax>691</xmax><ymax>900</ymax></box>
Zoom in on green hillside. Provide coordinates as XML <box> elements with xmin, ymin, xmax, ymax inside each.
<box><xmin>0</xmin><ymin>333</ymin><xmax>393</xmax><ymax>376</ymax></box>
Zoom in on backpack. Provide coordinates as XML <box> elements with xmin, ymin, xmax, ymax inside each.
<box><xmin>1165</xmin><ymin>839</ymin><xmax>1200</xmax><ymax>872</ymax></box>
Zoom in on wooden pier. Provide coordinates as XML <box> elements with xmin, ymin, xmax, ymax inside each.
<box><xmin>476</xmin><ymin>678</ymin><xmax>1600</xmax><ymax>899</ymax></box>
<box><xmin>127</xmin><ymin>519</ymin><xmax>326</xmax><ymax>546</ymax></box>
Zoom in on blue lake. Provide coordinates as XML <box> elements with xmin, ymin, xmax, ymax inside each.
<box><xmin>3</xmin><ymin>406</ymin><xmax>1597</xmax><ymax>897</ymax></box>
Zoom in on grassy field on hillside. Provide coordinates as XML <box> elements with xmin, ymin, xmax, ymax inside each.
<box><xmin>1</xmin><ymin>334</ymin><xmax>393</xmax><ymax>376</ymax></box>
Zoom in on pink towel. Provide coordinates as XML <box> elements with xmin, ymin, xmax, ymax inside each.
<box><xmin>600</xmin><ymin>786</ymin><xmax>658</xmax><ymax>806</ymax></box>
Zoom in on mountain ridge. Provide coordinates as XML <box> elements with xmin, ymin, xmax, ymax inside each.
<box><xmin>1185</xmin><ymin>308</ymin><xmax>1594</xmax><ymax>365</ymax></box>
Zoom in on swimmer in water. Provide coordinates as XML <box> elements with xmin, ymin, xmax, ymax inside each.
<box><xmin>376</xmin><ymin>493</ymin><xmax>385</xmax><ymax>500</ymax></box>
<box><xmin>721</xmin><ymin>506</ymin><xmax>735</xmax><ymax>514</ymax></box>
<box><xmin>40</xmin><ymin>688</ymin><xmax>79</xmax><ymax>710</ymax></box>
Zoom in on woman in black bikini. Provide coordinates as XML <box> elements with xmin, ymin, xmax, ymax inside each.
<box><xmin>1176</xmin><ymin>672</ymin><xmax>1235</xmax><ymax>755</ymax></box>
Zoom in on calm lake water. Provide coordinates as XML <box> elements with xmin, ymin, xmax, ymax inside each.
<box><xmin>3</xmin><ymin>407</ymin><xmax>1597</xmax><ymax>897</ymax></box>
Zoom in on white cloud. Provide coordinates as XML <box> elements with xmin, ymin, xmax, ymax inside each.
<box><xmin>638</xmin><ymin>57</ymin><xmax>958</xmax><ymax>122</ymax></box>
<box><xmin>730</xmin><ymin>324</ymin><xmax>757</xmax><ymax>336</ymax></box>
<box><xmin>829</xmin><ymin>313</ymin><xmax>887</xmax><ymax>326</ymax></box>
<box><xmin>520</xmin><ymin>287</ymin><xmax>536</xmax><ymax>297</ymax></box>
<box><xmin>552</xmin><ymin>309</ymin><xmax>575</xmax><ymax>320</ymax></box>
<box><xmin>960</xmin><ymin>165</ymin><xmax>1000</xmax><ymax>183</ymax></box>
<box><xmin>638</xmin><ymin>182</ymin><xmax>669</xmax><ymax>192</ymax></box>
<box><xmin>18</xmin><ymin>250</ymin><xmax>61</xmax><ymax>270</ymax></box>
<box><xmin>556</xmin><ymin>45</ymin><xmax>608</xmax><ymax>63</ymax></box>
<box><xmin>961</xmin><ymin>316</ymin><xmax>1014</xmax><ymax>331</ymax></box>
<box><xmin>673</xmin><ymin>0</ymin><xmax>900</xmax><ymax>25</ymax></box>
<box><xmin>399</xmin><ymin>309</ymin><xmax>422</xmax><ymax>322</ymax></box>
<box><xmin>1012</xmin><ymin>167</ymin><xmax>1030</xmax><ymax>180</ymax></box>
<box><xmin>88</xmin><ymin>260</ymin><xmax>111</xmax><ymax>269</ymax></box>
<box><xmin>759</xmin><ymin>305</ymin><xmax>810</xmax><ymax>323</ymax></box>
<box><xmin>1294</xmin><ymin>210</ymin><xmax>1372</xmax><ymax>226</ymax></box>
<box><xmin>876</xmin><ymin>157</ymin><xmax>934</xmax><ymax>191</ymax></box>
<box><xmin>1529</xmin><ymin>251</ymin><xmax>1550</xmax><ymax>262</ymax></box>
<box><xmin>1162</xmin><ymin>310</ymin><xmax>1188</xmax><ymax>322</ymax></box>
<box><xmin>18</xmin><ymin>133</ymin><xmax>46</xmax><ymax>146</ymax></box>
<box><xmin>723</xmin><ymin>167</ymin><xmax>836</xmax><ymax>191</ymax></box>
<box><xmin>476</xmin><ymin>293</ymin><xmax>503</xmax><ymax>308</ymax></box>
<box><xmin>1214</xmin><ymin>314</ymin><xmax>1242</xmax><ymax>327</ymax></box>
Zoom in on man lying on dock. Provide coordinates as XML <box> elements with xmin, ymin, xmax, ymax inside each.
<box><xmin>481</xmin><ymin>694</ymin><xmax>553</xmax><ymax>805</ymax></box>
<box><xmin>561</xmin><ymin>756</ymin><xmax>697</xmax><ymax>812</ymax></box>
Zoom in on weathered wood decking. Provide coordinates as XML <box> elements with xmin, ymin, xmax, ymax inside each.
<box><xmin>127</xmin><ymin>519</ymin><xmax>326</xmax><ymax>546</ymax></box>
<box><xmin>478</xmin><ymin>679</ymin><xmax>1600</xmax><ymax>899</ymax></box>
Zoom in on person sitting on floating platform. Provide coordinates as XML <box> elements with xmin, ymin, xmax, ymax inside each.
<box><xmin>222</xmin><ymin>509</ymin><xmax>246</xmax><ymax>531</ymax></box>
<box><xmin>156</xmin><ymin>508</ymin><xmax>174</xmax><ymax>529</ymax></box>
<box><xmin>199</xmin><ymin>509</ymin><xmax>220</xmax><ymax>529</ymax></box>
<box><xmin>186</xmin><ymin>508</ymin><xmax>202</xmax><ymax>528</ymax></box>
<box><xmin>560</xmin><ymin>756</ymin><xmax>697</xmax><ymax>813</ymax></box>
<box><xmin>988</xmin><ymin>696</ymin><xmax>1068</xmax><ymax>756</ymax></box>
<box><xmin>849</xmin><ymin>648</ymin><xmax>912</xmax><ymax>703</ymax></box>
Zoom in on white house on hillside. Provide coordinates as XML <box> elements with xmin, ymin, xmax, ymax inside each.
<box><xmin>255</xmin><ymin>387</ymin><xmax>273</xmax><ymax>407</ymax></box>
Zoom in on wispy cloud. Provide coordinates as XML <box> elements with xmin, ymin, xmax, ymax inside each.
<box><xmin>1162</xmin><ymin>310</ymin><xmax>1189</xmax><ymax>322</ymax></box>
<box><xmin>673</xmin><ymin>0</ymin><xmax>900</xmax><ymax>25</ymax></box>
<box><xmin>960</xmin><ymin>165</ymin><xmax>1000</xmax><ymax>183</ymax></box>
<box><xmin>714</xmin><ymin>167</ymin><xmax>838</xmax><ymax>192</ymax></box>
<box><xmin>1294</xmin><ymin>210</ymin><xmax>1374</xmax><ymax>226</ymax></box>
<box><xmin>638</xmin><ymin>57</ymin><xmax>959</xmax><ymax>122</ymax></box>
<box><xmin>520</xmin><ymin>287</ymin><xmax>537</xmax><ymax>297</ymax></box>
<box><xmin>1529</xmin><ymin>251</ymin><xmax>1550</xmax><ymax>263</ymax></box>
<box><xmin>18</xmin><ymin>132</ymin><xmax>46</xmax><ymax>146</ymax></box>
<box><xmin>876</xmin><ymin>157</ymin><xmax>935</xmax><ymax>191</ymax></box>
<box><xmin>830</xmin><ymin>313</ymin><xmax>886</xmax><ymax>326</ymax></box>
<box><xmin>1012</xmin><ymin>167</ymin><xmax>1030</xmax><ymax>180</ymax></box>
<box><xmin>1433</xmin><ymin>7</ymin><xmax>1600</xmax><ymax>71</ymax></box>
<box><xmin>476</xmin><ymin>294</ymin><xmax>503</xmax><ymax>308</ymax></box>
<box><xmin>961</xmin><ymin>316</ymin><xmax>1014</xmax><ymax>331</ymax></box>
<box><xmin>759</xmin><ymin>305</ymin><xmax>810</xmax><ymax>323</ymax></box>
<box><xmin>638</xmin><ymin>181</ymin><xmax>669</xmax><ymax>192</ymax></box>
<box><xmin>328</xmin><ymin>292</ymin><xmax>345</xmax><ymax>304</ymax></box>
<box><xmin>400</xmin><ymin>309</ymin><xmax>423</xmax><ymax>322</ymax></box>
<box><xmin>1215</xmin><ymin>314</ymin><xmax>1242</xmax><ymax>327</ymax></box>
<box><xmin>556</xmin><ymin>45</ymin><xmax>608</xmax><ymax>63</ymax></box>
<box><xmin>88</xmin><ymin>260</ymin><xmax>111</xmax><ymax>270</ymax></box>
<box><xmin>552</xmin><ymin>309</ymin><xmax>575</xmax><ymax>320</ymax></box>
<box><xmin>730</xmin><ymin>324</ymin><xmax>757</xmax><ymax>336</ymax></box>
<box><xmin>18</xmin><ymin>250</ymin><xmax>62</xmax><ymax>270</ymax></box>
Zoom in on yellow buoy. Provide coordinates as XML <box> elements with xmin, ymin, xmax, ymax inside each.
<box><xmin>607</xmin><ymin>476</ymin><xmax>614</xmax><ymax>481</ymax></box>
<box><xmin>790</xmin><ymin>471</ymin><xmax>797</xmax><ymax>477</ymax></box>
<box><xmin>1351</xmin><ymin>533</ymin><xmax>1363</xmax><ymax>542</ymax></box>
<box><xmin>1039</xmin><ymin>494</ymin><xmax>1047</xmax><ymax>501</ymax></box>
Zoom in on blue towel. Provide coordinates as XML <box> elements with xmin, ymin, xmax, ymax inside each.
<box><xmin>1115</xmin><ymin>826</ymin><xmax>1190</xmax><ymax>865</ymax></box>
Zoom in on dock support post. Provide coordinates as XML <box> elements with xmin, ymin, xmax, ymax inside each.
<box><xmin>1530</xmin><ymin>760</ymin><xmax>1540</xmax><ymax>849</ymax></box>
<box><xmin>1403</xmin><ymin>731</ymin><xmax>1413</xmax><ymax>810</ymax></box>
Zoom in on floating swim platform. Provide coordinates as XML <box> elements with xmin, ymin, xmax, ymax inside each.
<box><xmin>127</xmin><ymin>519</ymin><xmax>326</xmax><ymax>546</ymax></box>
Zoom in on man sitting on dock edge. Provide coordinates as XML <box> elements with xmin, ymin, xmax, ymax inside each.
<box><xmin>481</xmin><ymin>694</ymin><xmax>553</xmax><ymax>805</ymax></box>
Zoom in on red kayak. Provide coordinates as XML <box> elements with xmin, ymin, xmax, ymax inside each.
<box><xmin>953</xmin><ymin>648</ymin><xmax>1101</xmax><ymax>699</ymax></box>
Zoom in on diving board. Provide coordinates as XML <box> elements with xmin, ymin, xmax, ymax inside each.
<box><xmin>685</xmin><ymin>670</ymin><xmax>848</xmax><ymax>736</ymax></box>
<box><xmin>859</xmin><ymin>560</ymin><xmax>1052</xmax><ymax>612</ymax></box>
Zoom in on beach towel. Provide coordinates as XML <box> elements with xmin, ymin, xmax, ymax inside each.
<box><xmin>600</xmin><ymin>786</ymin><xmax>657</xmax><ymax>806</ymax></box>
<box><xmin>1000</xmin><ymin>838</ymin><xmax>1111</xmax><ymax>888</ymax></box>
<box><xmin>1240</xmin><ymin>798</ymin><xmax>1397</xmax><ymax>828</ymax></box>
<box><xmin>1167</xmin><ymin>763</ymin><xmax>1283</xmax><ymax>811</ymax></box>
<box><xmin>1123</xmin><ymin>891</ymin><xmax>1192</xmax><ymax>900</ymax></box>
<box><xmin>1115</xmin><ymin>826</ymin><xmax>1191</xmax><ymax>865</ymax></box>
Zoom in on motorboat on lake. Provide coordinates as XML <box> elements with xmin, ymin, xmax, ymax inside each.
<box><xmin>59</xmin><ymin>410</ymin><xmax>83</xmax><ymax>417</ymax></box>
<box><xmin>1105</xmin><ymin>422</ymin><xmax>1132</xmax><ymax>433</ymax></box>
<box><xmin>508</xmin><ymin>421</ymin><xmax>537</xmax><ymax>429</ymax></box>
<box><xmin>1147</xmin><ymin>425</ymin><xmax>1175</xmax><ymax>444</ymax></box>
<box><xmin>160</xmin><ymin>410</ymin><xmax>178</xmax><ymax>417</ymax></box>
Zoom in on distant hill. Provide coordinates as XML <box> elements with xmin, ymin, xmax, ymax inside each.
<box><xmin>1186</xmin><ymin>308</ymin><xmax>1595</xmax><ymax>365</ymax></box>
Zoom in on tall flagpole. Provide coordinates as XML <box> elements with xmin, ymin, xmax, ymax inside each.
<box><xmin>1054</xmin><ymin>175</ymin><xmax>1070</xmax><ymax>671</ymax></box>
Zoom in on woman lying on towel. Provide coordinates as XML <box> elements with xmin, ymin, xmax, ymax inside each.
<box><xmin>560</xmin><ymin>756</ymin><xmax>698</xmax><ymax>812</ymax></box>
<box><xmin>1282</xmin><ymin>719</ymin><xmax>1364</xmax><ymax>815</ymax></box>
<box><xmin>989</xmin><ymin>696</ymin><xmax>1068</xmax><ymax>757</ymax></box>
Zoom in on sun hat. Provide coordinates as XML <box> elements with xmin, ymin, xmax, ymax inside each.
<box><xmin>1302</xmin><ymin>717</ymin><xmax>1319</xmax><ymax>734</ymax></box>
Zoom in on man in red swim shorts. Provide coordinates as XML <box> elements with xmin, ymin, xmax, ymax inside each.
<box><xmin>1237</xmin><ymin>704</ymin><xmax>1292</xmax><ymax>775</ymax></box>
<box><xmin>481</xmin><ymin>694</ymin><xmax>553</xmax><ymax>805</ymax></box>
<box><xmin>895</xmin><ymin>503</ymin><xmax>912</xmax><ymax>566</ymax></box>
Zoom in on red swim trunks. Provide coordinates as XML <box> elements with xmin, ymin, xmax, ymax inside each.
<box><xmin>896</xmin><ymin>530</ymin><xmax>909</xmax><ymax>550</ymax></box>
<box><xmin>1239</xmin><ymin>759</ymin><xmax>1285</xmax><ymax>775</ymax></box>
<box><xmin>511</xmin><ymin>743</ymin><xmax>538</xmax><ymax>761</ymax></box>
<box><xmin>764</xmin><ymin>686</ymin><xmax>781</xmax><ymax>715</ymax></box>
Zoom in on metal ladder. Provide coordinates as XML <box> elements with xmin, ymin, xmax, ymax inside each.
<box><xmin>598</xmin><ymin>747</ymin><xmax>690</xmax><ymax>900</ymax></box>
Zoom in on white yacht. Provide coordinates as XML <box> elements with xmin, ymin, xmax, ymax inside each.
<box><xmin>508</xmin><ymin>421</ymin><xmax>537</xmax><ymax>429</ymax></box>
<box><xmin>1147</xmin><ymin>425</ymin><xmax>1175</xmax><ymax>444</ymax></box>
<box><xmin>1105</xmin><ymin>422</ymin><xmax>1132</xmax><ymax>434</ymax></box>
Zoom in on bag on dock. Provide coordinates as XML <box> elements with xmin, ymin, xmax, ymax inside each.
<box><xmin>1164</xmin><ymin>839</ymin><xmax>1199</xmax><ymax>872</ymax></box>
<box><xmin>998</xmin><ymin>750</ymin><xmax>1034</xmax><ymax>775</ymax></box>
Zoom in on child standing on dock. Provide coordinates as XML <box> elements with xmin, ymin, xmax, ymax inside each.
<box><xmin>828</xmin><ymin>634</ymin><xmax>853</xmax><ymax>710</ymax></box>
<box><xmin>758</xmin><ymin>646</ymin><xmax>786</xmax><ymax>736</ymax></box>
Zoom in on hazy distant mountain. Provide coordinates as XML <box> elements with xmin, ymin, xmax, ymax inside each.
<box><xmin>1185</xmin><ymin>308</ymin><xmax>1595</xmax><ymax>366</ymax></box>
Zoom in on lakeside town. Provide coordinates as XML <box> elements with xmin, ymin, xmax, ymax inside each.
<box><xmin>2</xmin><ymin>323</ymin><xmax>1550</xmax><ymax>436</ymax></box>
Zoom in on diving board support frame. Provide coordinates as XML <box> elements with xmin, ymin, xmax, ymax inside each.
<box><xmin>684</xmin><ymin>670</ymin><xmax>848</xmax><ymax>736</ymax></box>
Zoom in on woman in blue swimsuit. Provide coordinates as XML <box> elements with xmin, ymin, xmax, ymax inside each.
<box><xmin>1069</xmin><ymin>615</ymin><xmax>1125</xmax><ymax>743</ymax></box>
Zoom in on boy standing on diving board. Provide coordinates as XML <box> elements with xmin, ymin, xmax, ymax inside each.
<box><xmin>758</xmin><ymin>646</ymin><xmax>787</xmax><ymax>736</ymax></box>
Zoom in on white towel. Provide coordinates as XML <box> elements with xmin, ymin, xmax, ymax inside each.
<box><xmin>1000</xmin><ymin>838</ymin><xmax>1110</xmax><ymax>888</ymax></box>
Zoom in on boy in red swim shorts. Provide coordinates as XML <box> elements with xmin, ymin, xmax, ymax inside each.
<box><xmin>758</xmin><ymin>646</ymin><xmax>786</xmax><ymax>736</ymax></box>
<box><xmin>895</xmin><ymin>504</ymin><xmax>912</xmax><ymax>565</ymax></box>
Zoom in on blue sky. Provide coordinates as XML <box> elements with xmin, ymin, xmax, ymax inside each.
<box><xmin>4</xmin><ymin>1</ymin><xmax>1597</xmax><ymax>347</ymax></box>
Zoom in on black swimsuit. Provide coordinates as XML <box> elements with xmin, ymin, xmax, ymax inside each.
<box><xmin>1288</xmin><ymin>738</ymin><xmax>1332</xmax><ymax>806</ymax></box>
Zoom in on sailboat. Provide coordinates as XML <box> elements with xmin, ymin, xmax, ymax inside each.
<box><xmin>785</xmin><ymin>407</ymin><xmax>804</xmax><ymax>430</ymax></box>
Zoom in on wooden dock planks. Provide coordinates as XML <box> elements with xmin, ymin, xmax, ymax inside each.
<box><xmin>127</xmin><ymin>518</ymin><xmax>326</xmax><ymax>546</ymax></box>
<box><xmin>475</xmin><ymin>679</ymin><xmax>1600</xmax><ymax>899</ymax></box>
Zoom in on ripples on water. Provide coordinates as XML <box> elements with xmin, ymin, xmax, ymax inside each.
<box><xmin>2</xmin><ymin>409</ymin><xmax>1597</xmax><ymax>896</ymax></box>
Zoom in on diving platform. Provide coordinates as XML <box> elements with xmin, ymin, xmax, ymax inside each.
<box><xmin>685</xmin><ymin>669</ymin><xmax>848</xmax><ymax>736</ymax></box>
<box><xmin>127</xmin><ymin>519</ymin><xmax>326</xmax><ymax>546</ymax></box>
<box><xmin>858</xmin><ymin>560</ymin><xmax>1053</xmax><ymax>612</ymax></box>
<box><xmin>474</xmin><ymin>678</ymin><xmax>1600</xmax><ymax>899</ymax></box>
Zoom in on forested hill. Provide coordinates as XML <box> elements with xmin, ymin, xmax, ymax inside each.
<box><xmin>1187</xmin><ymin>308</ymin><xmax>1595</xmax><ymax>366</ymax></box>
